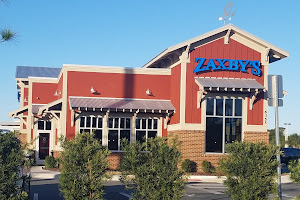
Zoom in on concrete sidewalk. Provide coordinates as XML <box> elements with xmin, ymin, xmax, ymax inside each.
<box><xmin>30</xmin><ymin>166</ymin><xmax>293</xmax><ymax>184</ymax></box>
<box><xmin>30</xmin><ymin>166</ymin><xmax>60</xmax><ymax>180</ymax></box>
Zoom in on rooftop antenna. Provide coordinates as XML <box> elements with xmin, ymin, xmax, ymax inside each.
<box><xmin>219</xmin><ymin>1</ymin><xmax>235</xmax><ymax>25</ymax></box>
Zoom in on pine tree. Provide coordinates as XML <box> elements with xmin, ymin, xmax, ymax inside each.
<box><xmin>219</xmin><ymin>142</ymin><xmax>279</xmax><ymax>200</ymax></box>
<box><xmin>0</xmin><ymin>131</ymin><xmax>28</xmax><ymax>200</ymax></box>
<box><xmin>120</xmin><ymin>137</ymin><xmax>186</xmax><ymax>200</ymax></box>
<box><xmin>59</xmin><ymin>132</ymin><xmax>110</xmax><ymax>200</ymax></box>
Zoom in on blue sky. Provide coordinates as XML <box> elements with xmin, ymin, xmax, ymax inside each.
<box><xmin>0</xmin><ymin>0</ymin><xmax>299</xmax><ymax>134</ymax></box>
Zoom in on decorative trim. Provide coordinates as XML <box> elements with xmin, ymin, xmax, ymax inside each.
<box><xmin>167</xmin><ymin>123</ymin><xmax>205</xmax><ymax>131</ymax></box>
<box><xmin>243</xmin><ymin>125</ymin><xmax>267</xmax><ymax>132</ymax></box>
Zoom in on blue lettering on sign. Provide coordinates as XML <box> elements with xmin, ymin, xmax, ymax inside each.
<box><xmin>193</xmin><ymin>58</ymin><xmax>262</xmax><ymax>76</ymax></box>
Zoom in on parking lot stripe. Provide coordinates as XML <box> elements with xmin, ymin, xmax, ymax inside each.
<box><xmin>120</xmin><ymin>192</ymin><xmax>132</xmax><ymax>199</ymax></box>
<box><xmin>33</xmin><ymin>193</ymin><xmax>38</xmax><ymax>200</ymax></box>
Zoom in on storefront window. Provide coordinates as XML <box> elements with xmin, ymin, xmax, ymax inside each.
<box><xmin>205</xmin><ymin>98</ymin><xmax>242</xmax><ymax>153</ymax></box>
<box><xmin>79</xmin><ymin>116</ymin><xmax>103</xmax><ymax>144</ymax></box>
<box><xmin>136</xmin><ymin>118</ymin><xmax>158</xmax><ymax>143</ymax></box>
<box><xmin>108</xmin><ymin>117</ymin><xmax>131</xmax><ymax>151</ymax></box>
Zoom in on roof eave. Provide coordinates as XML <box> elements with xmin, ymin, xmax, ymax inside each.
<box><xmin>142</xmin><ymin>24</ymin><xmax>289</xmax><ymax>68</ymax></box>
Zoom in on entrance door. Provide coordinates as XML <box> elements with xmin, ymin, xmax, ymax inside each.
<box><xmin>39</xmin><ymin>133</ymin><xmax>50</xmax><ymax>159</ymax></box>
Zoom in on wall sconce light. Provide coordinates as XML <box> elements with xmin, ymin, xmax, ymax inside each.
<box><xmin>54</xmin><ymin>89</ymin><xmax>61</xmax><ymax>96</ymax></box>
<box><xmin>146</xmin><ymin>88</ymin><xmax>153</xmax><ymax>96</ymax></box>
<box><xmin>91</xmin><ymin>87</ymin><xmax>98</xmax><ymax>94</ymax></box>
<box><xmin>24</xmin><ymin>96</ymin><xmax>28</xmax><ymax>102</ymax></box>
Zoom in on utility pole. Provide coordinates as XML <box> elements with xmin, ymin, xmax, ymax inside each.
<box><xmin>268</xmin><ymin>75</ymin><xmax>284</xmax><ymax>199</ymax></box>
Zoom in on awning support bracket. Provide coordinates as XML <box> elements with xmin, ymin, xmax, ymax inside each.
<box><xmin>249</xmin><ymin>90</ymin><xmax>259</xmax><ymax>110</ymax></box>
<box><xmin>164</xmin><ymin>114</ymin><xmax>170</xmax><ymax>129</ymax></box>
<box><xmin>197</xmin><ymin>90</ymin><xmax>207</xmax><ymax>109</ymax></box>
<box><xmin>224</xmin><ymin>29</ymin><xmax>231</xmax><ymax>44</ymax></box>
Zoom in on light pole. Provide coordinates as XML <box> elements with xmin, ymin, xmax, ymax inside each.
<box><xmin>284</xmin><ymin>123</ymin><xmax>291</xmax><ymax>148</ymax></box>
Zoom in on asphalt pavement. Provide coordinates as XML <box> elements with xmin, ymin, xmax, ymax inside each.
<box><xmin>29</xmin><ymin>166</ymin><xmax>300</xmax><ymax>200</ymax></box>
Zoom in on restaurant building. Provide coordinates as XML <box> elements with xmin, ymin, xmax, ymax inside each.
<box><xmin>9</xmin><ymin>24</ymin><xmax>289</xmax><ymax>170</ymax></box>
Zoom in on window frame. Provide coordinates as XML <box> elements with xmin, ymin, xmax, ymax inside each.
<box><xmin>77</xmin><ymin>113</ymin><xmax>162</xmax><ymax>152</ymax></box>
<box><xmin>78</xmin><ymin>115</ymin><xmax>104</xmax><ymax>145</ymax></box>
<box><xmin>107</xmin><ymin>117</ymin><xmax>131</xmax><ymax>152</ymax></box>
<box><xmin>135</xmin><ymin>117</ymin><xmax>159</xmax><ymax>143</ymax></box>
<box><xmin>37</xmin><ymin>120</ymin><xmax>52</xmax><ymax>131</ymax></box>
<box><xmin>205</xmin><ymin>96</ymin><xmax>244</xmax><ymax>154</ymax></box>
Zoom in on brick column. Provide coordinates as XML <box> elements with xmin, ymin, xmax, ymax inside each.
<box><xmin>244</xmin><ymin>131</ymin><xmax>269</xmax><ymax>144</ymax></box>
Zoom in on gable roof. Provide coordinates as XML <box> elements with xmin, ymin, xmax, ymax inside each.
<box><xmin>142</xmin><ymin>24</ymin><xmax>289</xmax><ymax>68</ymax></box>
<box><xmin>16</xmin><ymin>66</ymin><xmax>61</xmax><ymax>79</ymax></box>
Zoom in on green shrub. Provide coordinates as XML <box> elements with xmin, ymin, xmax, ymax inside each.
<box><xmin>181</xmin><ymin>159</ymin><xmax>192</xmax><ymax>173</ymax></box>
<box><xmin>289</xmin><ymin>159</ymin><xmax>300</xmax><ymax>199</ymax></box>
<box><xmin>45</xmin><ymin>156</ymin><xmax>57</xmax><ymax>168</ymax></box>
<box><xmin>59</xmin><ymin>132</ymin><xmax>110</xmax><ymax>200</ymax></box>
<box><xmin>120</xmin><ymin>137</ymin><xmax>186</xmax><ymax>200</ymax></box>
<box><xmin>289</xmin><ymin>159</ymin><xmax>300</xmax><ymax>183</ymax></box>
<box><xmin>201</xmin><ymin>160</ymin><xmax>215</xmax><ymax>174</ymax></box>
<box><xmin>0</xmin><ymin>131</ymin><xmax>28</xmax><ymax>200</ymax></box>
<box><xmin>219</xmin><ymin>142</ymin><xmax>278</xmax><ymax>200</ymax></box>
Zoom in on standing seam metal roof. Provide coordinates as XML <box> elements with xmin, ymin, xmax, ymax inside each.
<box><xmin>195</xmin><ymin>78</ymin><xmax>264</xmax><ymax>90</ymax></box>
<box><xmin>16</xmin><ymin>66</ymin><xmax>61</xmax><ymax>78</ymax></box>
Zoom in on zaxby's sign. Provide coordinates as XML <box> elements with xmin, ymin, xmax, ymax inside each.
<box><xmin>193</xmin><ymin>58</ymin><xmax>262</xmax><ymax>76</ymax></box>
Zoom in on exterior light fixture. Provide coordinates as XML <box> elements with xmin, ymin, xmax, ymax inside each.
<box><xmin>54</xmin><ymin>89</ymin><xmax>61</xmax><ymax>96</ymax></box>
<box><xmin>146</xmin><ymin>88</ymin><xmax>153</xmax><ymax>96</ymax></box>
<box><xmin>91</xmin><ymin>87</ymin><xmax>98</xmax><ymax>94</ymax></box>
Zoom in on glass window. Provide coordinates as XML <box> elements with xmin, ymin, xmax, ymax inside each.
<box><xmin>79</xmin><ymin>116</ymin><xmax>103</xmax><ymax>145</ymax></box>
<box><xmin>206</xmin><ymin>99</ymin><xmax>214</xmax><ymax>115</ymax></box>
<box><xmin>45</xmin><ymin>121</ymin><xmax>51</xmax><ymax>130</ymax></box>
<box><xmin>225</xmin><ymin>118</ymin><xmax>242</xmax><ymax>144</ymax></box>
<box><xmin>98</xmin><ymin>118</ymin><xmax>103</xmax><ymax>128</ymax></box>
<box><xmin>225</xmin><ymin>99</ymin><xmax>233</xmax><ymax>116</ymax></box>
<box><xmin>136</xmin><ymin>118</ymin><xmax>140</xmax><ymax>129</ymax></box>
<box><xmin>107</xmin><ymin>117</ymin><xmax>131</xmax><ymax>151</ymax></box>
<box><xmin>136</xmin><ymin>131</ymin><xmax>146</xmax><ymax>143</ymax></box>
<box><xmin>38</xmin><ymin>121</ymin><xmax>44</xmax><ymax>130</ymax></box>
<box><xmin>235</xmin><ymin>99</ymin><xmax>242</xmax><ymax>116</ymax></box>
<box><xmin>86</xmin><ymin>117</ymin><xmax>91</xmax><ymax>127</ymax></box>
<box><xmin>108</xmin><ymin>130</ymin><xmax>118</xmax><ymax>150</ymax></box>
<box><xmin>206</xmin><ymin>98</ymin><xmax>242</xmax><ymax>153</ymax></box>
<box><xmin>206</xmin><ymin>117</ymin><xmax>223</xmax><ymax>153</ymax></box>
<box><xmin>38</xmin><ymin>120</ymin><xmax>51</xmax><ymax>131</ymax></box>
<box><xmin>136</xmin><ymin>118</ymin><xmax>158</xmax><ymax>143</ymax></box>
<box><xmin>216</xmin><ymin>99</ymin><xmax>223</xmax><ymax>116</ymax></box>
<box><xmin>92</xmin><ymin>117</ymin><xmax>97</xmax><ymax>128</ymax></box>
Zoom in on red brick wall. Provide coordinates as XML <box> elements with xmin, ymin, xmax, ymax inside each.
<box><xmin>244</xmin><ymin>131</ymin><xmax>269</xmax><ymax>144</ymax></box>
<box><xmin>107</xmin><ymin>152</ymin><xmax>124</xmax><ymax>170</ymax></box>
<box><xmin>53</xmin><ymin>151</ymin><xmax>61</xmax><ymax>159</ymax></box>
<box><xmin>168</xmin><ymin>130</ymin><xmax>270</xmax><ymax>172</ymax></box>
<box><xmin>168</xmin><ymin>130</ymin><xmax>226</xmax><ymax>172</ymax></box>
<box><xmin>18</xmin><ymin>133</ymin><xmax>27</xmax><ymax>146</ymax></box>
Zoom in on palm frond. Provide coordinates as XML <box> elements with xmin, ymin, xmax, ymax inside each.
<box><xmin>1</xmin><ymin>29</ymin><xmax>16</xmax><ymax>42</ymax></box>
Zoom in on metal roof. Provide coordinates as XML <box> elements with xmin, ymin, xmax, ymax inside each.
<box><xmin>195</xmin><ymin>77</ymin><xmax>264</xmax><ymax>91</ymax></box>
<box><xmin>32</xmin><ymin>104</ymin><xmax>45</xmax><ymax>114</ymax></box>
<box><xmin>69</xmin><ymin>97</ymin><xmax>176</xmax><ymax>113</ymax></box>
<box><xmin>16</xmin><ymin>66</ymin><xmax>61</xmax><ymax>79</ymax></box>
<box><xmin>37</xmin><ymin>99</ymin><xmax>62</xmax><ymax>115</ymax></box>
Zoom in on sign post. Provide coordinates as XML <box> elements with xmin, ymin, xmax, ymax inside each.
<box><xmin>268</xmin><ymin>75</ymin><xmax>284</xmax><ymax>199</ymax></box>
